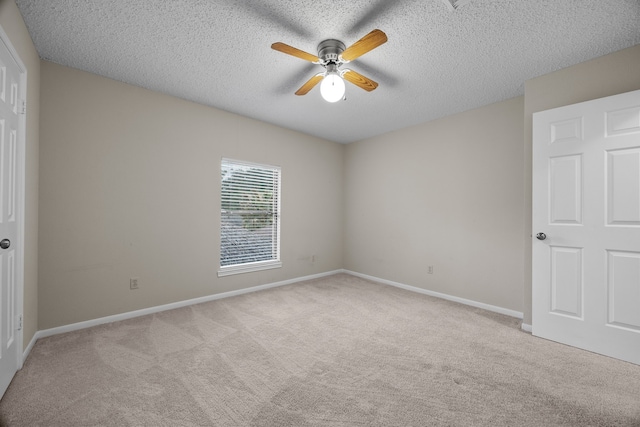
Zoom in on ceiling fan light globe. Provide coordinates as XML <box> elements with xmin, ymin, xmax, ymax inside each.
<box><xmin>320</xmin><ymin>74</ymin><xmax>345</xmax><ymax>103</ymax></box>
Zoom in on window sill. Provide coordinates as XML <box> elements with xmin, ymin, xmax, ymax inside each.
<box><xmin>218</xmin><ymin>260</ymin><xmax>282</xmax><ymax>277</ymax></box>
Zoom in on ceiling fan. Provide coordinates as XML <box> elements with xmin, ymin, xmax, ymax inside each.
<box><xmin>271</xmin><ymin>29</ymin><xmax>388</xmax><ymax>102</ymax></box>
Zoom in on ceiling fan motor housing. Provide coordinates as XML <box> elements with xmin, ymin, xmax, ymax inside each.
<box><xmin>317</xmin><ymin>39</ymin><xmax>346</xmax><ymax>65</ymax></box>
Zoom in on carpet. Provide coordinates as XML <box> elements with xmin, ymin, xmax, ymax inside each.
<box><xmin>0</xmin><ymin>273</ymin><xmax>638</xmax><ymax>426</ymax></box>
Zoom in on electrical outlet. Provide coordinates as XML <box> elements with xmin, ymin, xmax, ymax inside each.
<box><xmin>130</xmin><ymin>278</ymin><xmax>139</xmax><ymax>290</ymax></box>
<box><xmin>428</xmin><ymin>266</ymin><xmax>433</xmax><ymax>274</ymax></box>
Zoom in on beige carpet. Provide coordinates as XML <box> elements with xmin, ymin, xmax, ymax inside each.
<box><xmin>1</xmin><ymin>273</ymin><xmax>639</xmax><ymax>426</ymax></box>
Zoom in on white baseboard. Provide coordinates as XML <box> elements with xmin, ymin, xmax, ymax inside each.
<box><xmin>344</xmin><ymin>270</ymin><xmax>524</xmax><ymax>320</ymax></box>
<box><xmin>31</xmin><ymin>269</ymin><xmax>343</xmax><ymax>347</ymax></box>
<box><xmin>24</xmin><ymin>268</ymin><xmax>526</xmax><ymax>362</ymax></box>
<box><xmin>521</xmin><ymin>323</ymin><xmax>532</xmax><ymax>333</ymax></box>
<box><xmin>22</xmin><ymin>330</ymin><xmax>42</xmax><ymax>366</ymax></box>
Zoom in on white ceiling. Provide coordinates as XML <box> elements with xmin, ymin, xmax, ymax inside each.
<box><xmin>15</xmin><ymin>0</ymin><xmax>640</xmax><ymax>143</ymax></box>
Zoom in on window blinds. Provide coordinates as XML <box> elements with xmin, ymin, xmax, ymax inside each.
<box><xmin>220</xmin><ymin>159</ymin><xmax>281</xmax><ymax>270</ymax></box>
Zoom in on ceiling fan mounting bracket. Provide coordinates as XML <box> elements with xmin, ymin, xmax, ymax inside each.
<box><xmin>317</xmin><ymin>39</ymin><xmax>346</xmax><ymax>66</ymax></box>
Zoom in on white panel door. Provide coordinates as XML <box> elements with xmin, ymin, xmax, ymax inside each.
<box><xmin>0</xmin><ymin>34</ymin><xmax>21</xmax><ymax>396</ymax></box>
<box><xmin>533</xmin><ymin>89</ymin><xmax>640</xmax><ymax>365</ymax></box>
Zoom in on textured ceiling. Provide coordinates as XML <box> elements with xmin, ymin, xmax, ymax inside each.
<box><xmin>15</xmin><ymin>0</ymin><xmax>640</xmax><ymax>143</ymax></box>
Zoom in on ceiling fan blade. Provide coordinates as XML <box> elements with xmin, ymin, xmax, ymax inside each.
<box><xmin>342</xmin><ymin>69</ymin><xmax>378</xmax><ymax>92</ymax></box>
<box><xmin>340</xmin><ymin>29</ymin><xmax>388</xmax><ymax>62</ymax></box>
<box><xmin>271</xmin><ymin>42</ymin><xmax>319</xmax><ymax>63</ymax></box>
<box><xmin>295</xmin><ymin>73</ymin><xmax>324</xmax><ymax>95</ymax></box>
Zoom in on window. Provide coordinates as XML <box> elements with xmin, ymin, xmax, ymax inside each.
<box><xmin>218</xmin><ymin>158</ymin><xmax>281</xmax><ymax>276</ymax></box>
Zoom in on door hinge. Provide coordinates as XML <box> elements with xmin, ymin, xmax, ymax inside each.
<box><xmin>19</xmin><ymin>100</ymin><xmax>26</xmax><ymax>115</ymax></box>
<box><xmin>16</xmin><ymin>315</ymin><xmax>22</xmax><ymax>331</ymax></box>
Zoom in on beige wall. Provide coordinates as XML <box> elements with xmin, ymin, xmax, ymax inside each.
<box><xmin>345</xmin><ymin>97</ymin><xmax>526</xmax><ymax>312</ymax></box>
<box><xmin>344</xmin><ymin>44</ymin><xmax>640</xmax><ymax>322</ymax></box>
<box><xmin>522</xmin><ymin>44</ymin><xmax>640</xmax><ymax>325</ymax></box>
<box><xmin>38</xmin><ymin>61</ymin><xmax>344</xmax><ymax>329</ymax></box>
<box><xmin>0</xmin><ymin>0</ymin><xmax>39</xmax><ymax>351</ymax></box>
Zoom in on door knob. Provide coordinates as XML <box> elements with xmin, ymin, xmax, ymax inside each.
<box><xmin>535</xmin><ymin>232</ymin><xmax>546</xmax><ymax>241</ymax></box>
<box><xmin>0</xmin><ymin>239</ymin><xmax>10</xmax><ymax>249</ymax></box>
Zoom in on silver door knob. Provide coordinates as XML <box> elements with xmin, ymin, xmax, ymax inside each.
<box><xmin>535</xmin><ymin>232</ymin><xmax>546</xmax><ymax>241</ymax></box>
<box><xmin>0</xmin><ymin>239</ymin><xmax>10</xmax><ymax>249</ymax></box>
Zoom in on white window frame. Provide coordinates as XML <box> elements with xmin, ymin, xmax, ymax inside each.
<box><xmin>218</xmin><ymin>158</ymin><xmax>281</xmax><ymax>277</ymax></box>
